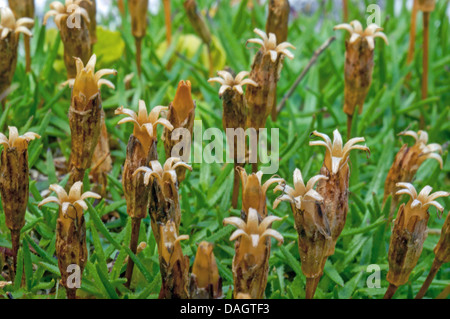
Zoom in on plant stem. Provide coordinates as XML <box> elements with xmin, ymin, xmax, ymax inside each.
<box><xmin>10</xmin><ymin>229</ymin><xmax>20</xmax><ymax>273</ymax></box>
<box><xmin>66</xmin><ymin>287</ymin><xmax>77</xmax><ymax>299</ymax></box>
<box><xmin>406</xmin><ymin>0</ymin><xmax>418</xmax><ymax>66</ymax></box>
<box><xmin>436</xmin><ymin>284</ymin><xmax>450</xmax><ymax>299</ymax></box>
<box><xmin>343</xmin><ymin>0</ymin><xmax>349</xmax><ymax>21</ymax></box>
<box><xmin>420</xmin><ymin>11</ymin><xmax>429</xmax><ymax>128</ymax></box>
<box><xmin>415</xmin><ymin>258</ymin><xmax>442</xmax><ymax>299</ymax></box>
<box><xmin>135</xmin><ymin>37</ymin><xmax>142</xmax><ymax>76</ymax></box>
<box><xmin>163</xmin><ymin>0</ymin><xmax>172</xmax><ymax>45</ymax></box>
<box><xmin>305</xmin><ymin>277</ymin><xmax>318</xmax><ymax>299</ymax></box>
<box><xmin>24</xmin><ymin>35</ymin><xmax>31</xmax><ymax>73</ymax></box>
<box><xmin>383</xmin><ymin>283</ymin><xmax>398</xmax><ymax>299</ymax></box>
<box><xmin>277</xmin><ymin>37</ymin><xmax>335</xmax><ymax>114</ymax></box>
<box><xmin>346</xmin><ymin>114</ymin><xmax>352</xmax><ymax>140</ymax></box>
<box><xmin>125</xmin><ymin>217</ymin><xmax>141</xmax><ymax>288</ymax></box>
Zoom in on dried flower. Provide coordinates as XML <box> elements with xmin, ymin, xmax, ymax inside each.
<box><xmin>274</xmin><ymin>168</ymin><xmax>331</xmax><ymax>299</ymax></box>
<box><xmin>39</xmin><ymin>182</ymin><xmax>101</xmax><ymax>299</ymax></box>
<box><xmin>115</xmin><ymin>100</ymin><xmax>172</xmax><ymax>287</ymax></box>
<box><xmin>128</xmin><ymin>0</ymin><xmax>148</xmax><ymax>75</ymax></box>
<box><xmin>245</xmin><ymin>28</ymin><xmax>295</xmax><ymax>138</ymax></box>
<box><xmin>334</xmin><ymin>20</ymin><xmax>388</xmax><ymax>134</ymax></box>
<box><xmin>208</xmin><ymin>70</ymin><xmax>257</xmax><ymax>208</ymax></box>
<box><xmin>44</xmin><ymin>0</ymin><xmax>91</xmax><ymax>78</ymax></box>
<box><xmin>116</xmin><ymin>100</ymin><xmax>173</xmax><ymax>156</ymax></box>
<box><xmin>310</xmin><ymin>129</ymin><xmax>370</xmax><ymax>256</ymax></box>
<box><xmin>266</xmin><ymin>0</ymin><xmax>290</xmax><ymax>120</ymax></box>
<box><xmin>417</xmin><ymin>0</ymin><xmax>436</xmax><ymax>12</ymax></box>
<box><xmin>134</xmin><ymin>157</ymin><xmax>192</xmax><ymax>242</ymax></box>
<box><xmin>238</xmin><ymin>167</ymin><xmax>284</xmax><ymax>220</ymax></box>
<box><xmin>0</xmin><ymin>126</ymin><xmax>39</xmax><ymax>269</ymax></box>
<box><xmin>224</xmin><ymin>207</ymin><xmax>283</xmax><ymax>298</ymax></box>
<box><xmin>158</xmin><ymin>220</ymin><xmax>190</xmax><ymax>299</ymax></box>
<box><xmin>384</xmin><ymin>130</ymin><xmax>443</xmax><ymax>221</ymax></box>
<box><xmin>67</xmin><ymin>54</ymin><xmax>116</xmax><ymax>187</ymax></box>
<box><xmin>190</xmin><ymin>241</ymin><xmax>222</xmax><ymax>299</ymax></box>
<box><xmin>163</xmin><ymin>80</ymin><xmax>195</xmax><ymax>182</ymax></box>
<box><xmin>0</xmin><ymin>7</ymin><xmax>33</xmax><ymax>95</ymax></box>
<box><xmin>384</xmin><ymin>183</ymin><xmax>448</xmax><ymax>299</ymax></box>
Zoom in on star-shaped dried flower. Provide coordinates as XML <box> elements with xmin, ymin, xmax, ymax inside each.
<box><xmin>399</xmin><ymin>130</ymin><xmax>443</xmax><ymax>168</ymax></box>
<box><xmin>43</xmin><ymin>0</ymin><xmax>90</xmax><ymax>30</ymax></box>
<box><xmin>115</xmin><ymin>100</ymin><xmax>173</xmax><ymax>154</ymax></box>
<box><xmin>247</xmin><ymin>28</ymin><xmax>295</xmax><ymax>62</ymax></box>
<box><xmin>310</xmin><ymin>129</ymin><xmax>370</xmax><ymax>175</ymax></box>
<box><xmin>39</xmin><ymin>181</ymin><xmax>101</xmax><ymax>220</ymax></box>
<box><xmin>224</xmin><ymin>207</ymin><xmax>283</xmax><ymax>265</ymax></box>
<box><xmin>208</xmin><ymin>71</ymin><xmax>258</xmax><ymax>96</ymax></box>
<box><xmin>0</xmin><ymin>7</ymin><xmax>33</xmax><ymax>40</ymax></box>
<box><xmin>0</xmin><ymin>126</ymin><xmax>40</xmax><ymax>151</ymax></box>
<box><xmin>334</xmin><ymin>20</ymin><xmax>388</xmax><ymax>50</ymax></box>
<box><xmin>274</xmin><ymin>168</ymin><xmax>327</xmax><ymax>210</ymax></box>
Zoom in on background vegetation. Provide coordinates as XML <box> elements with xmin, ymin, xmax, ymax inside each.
<box><xmin>0</xmin><ymin>0</ymin><xmax>449</xmax><ymax>299</ymax></box>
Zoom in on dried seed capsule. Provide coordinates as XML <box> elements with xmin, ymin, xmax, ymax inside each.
<box><xmin>183</xmin><ymin>0</ymin><xmax>211</xmax><ymax>46</ymax></box>
<box><xmin>0</xmin><ymin>7</ymin><xmax>33</xmax><ymax>95</ymax></box>
<box><xmin>67</xmin><ymin>54</ymin><xmax>116</xmax><ymax>187</ymax></box>
<box><xmin>39</xmin><ymin>182</ymin><xmax>100</xmax><ymax>299</ymax></box>
<box><xmin>274</xmin><ymin>168</ymin><xmax>331</xmax><ymax>299</ymax></box>
<box><xmin>385</xmin><ymin>183</ymin><xmax>448</xmax><ymax>298</ymax></box>
<box><xmin>237</xmin><ymin>167</ymin><xmax>284</xmax><ymax>220</ymax></box>
<box><xmin>334</xmin><ymin>20</ymin><xmax>388</xmax><ymax>117</ymax></box>
<box><xmin>310</xmin><ymin>129</ymin><xmax>370</xmax><ymax>256</ymax></box>
<box><xmin>245</xmin><ymin>28</ymin><xmax>295</xmax><ymax>131</ymax></box>
<box><xmin>190</xmin><ymin>241</ymin><xmax>222</xmax><ymax>299</ymax></box>
<box><xmin>0</xmin><ymin>127</ymin><xmax>40</xmax><ymax>269</ymax></box>
<box><xmin>79</xmin><ymin>0</ymin><xmax>96</xmax><ymax>46</ymax></box>
<box><xmin>417</xmin><ymin>0</ymin><xmax>436</xmax><ymax>12</ymax></box>
<box><xmin>163</xmin><ymin>80</ymin><xmax>196</xmax><ymax>182</ymax></box>
<box><xmin>208</xmin><ymin>70</ymin><xmax>258</xmax><ymax>207</ymax></box>
<box><xmin>134</xmin><ymin>157</ymin><xmax>192</xmax><ymax>243</ymax></box>
<box><xmin>384</xmin><ymin>130</ymin><xmax>443</xmax><ymax>221</ymax></box>
<box><xmin>44</xmin><ymin>0</ymin><xmax>91</xmax><ymax>78</ymax></box>
<box><xmin>158</xmin><ymin>220</ymin><xmax>190</xmax><ymax>299</ymax></box>
<box><xmin>224</xmin><ymin>207</ymin><xmax>283</xmax><ymax>299</ymax></box>
<box><xmin>266</xmin><ymin>0</ymin><xmax>290</xmax><ymax>120</ymax></box>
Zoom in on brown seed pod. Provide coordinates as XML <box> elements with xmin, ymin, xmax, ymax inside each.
<box><xmin>183</xmin><ymin>0</ymin><xmax>211</xmax><ymax>46</ymax></box>
<box><xmin>39</xmin><ymin>182</ymin><xmax>101</xmax><ymax>299</ymax></box>
<box><xmin>266</xmin><ymin>0</ymin><xmax>290</xmax><ymax>121</ymax></box>
<box><xmin>208</xmin><ymin>70</ymin><xmax>257</xmax><ymax>207</ymax></box>
<box><xmin>417</xmin><ymin>0</ymin><xmax>436</xmax><ymax>12</ymax></box>
<box><xmin>134</xmin><ymin>157</ymin><xmax>192</xmax><ymax>243</ymax></box>
<box><xmin>224</xmin><ymin>207</ymin><xmax>283</xmax><ymax>299</ymax></box>
<box><xmin>67</xmin><ymin>54</ymin><xmax>116</xmax><ymax>187</ymax></box>
<box><xmin>190</xmin><ymin>241</ymin><xmax>223</xmax><ymax>299</ymax></box>
<box><xmin>334</xmin><ymin>20</ymin><xmax>388</xmax><ymax>117</ymax></box>
<box><xmin>0</xmin><ymin>7</ymin><xmax>33</xmax><ymax>95</ymax></box>
<box><xmin>0</xmin><ymin>127</ymin><xmax>40</xmax><ymax>269</ymax></box>
<box><xmin>237</xmin><ymin>167</ymin><xmax>284</xmax><ymax>220</ymax></box>
<box><xmin>128</xmin><ymin>0</ymin><xmax>148</xmax><ymax>75</ymax></box>
<box><xmin>89</xmin><ymin>109</ymin><xmax>113</xmax><ymax>197</ymax></box>
<box><xmin>158</xmin><ymin>220</ymin><xmax>190</xmax><ymax>299</ymax></box>
<box><xmin>245</xmin><ymin>28</ymin><xmax>295</xmax><ymax>131</ymax></box>
<box><xmin>385</xmin><ymin>183</ymin><xmax>448</xmax><ymax>299</ymax></box>
<box><xmin>163</xmin><ymin>80</ymin><xmax>196</xmax><ymax>182</ymax></box>
<box><xmin>44</xmin><ymin>0</ymin><xmax>91</xmax><ymax>78</ymax></box>
<box><xmin>274</xmin><ymin>168</ymin><xmax>331</xmax><ymax>299</ymax></box>
<box><xmin>384</xmin><ymin>130</ymin><xmax>443</xmax><ymax>221</ymax></box>
<box><xmin>79</xmin><ymin>0</ymin><xmax>96</xmax><ymax>46</ymax></box>
<box><xmin>310</xmin><ymin>129</ymin><xmax>370</xmax><ymax>256</ymax></box>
